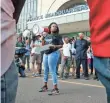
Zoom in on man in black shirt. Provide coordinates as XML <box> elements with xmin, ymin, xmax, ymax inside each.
<box><xmin>74</xmin><ymin>33</ymin><xmax>89</xmax><ymax>80</ymax></box>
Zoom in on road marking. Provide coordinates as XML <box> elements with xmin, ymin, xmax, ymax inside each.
<box><xmin>58</xmin><ymin>80</ymin><xmax>104</xmax><ymax>88</ymax></box>
<box><xmin>26</xmin><ymin>76</ymin><xmax>104</xmax><ymax>88</ymax></box>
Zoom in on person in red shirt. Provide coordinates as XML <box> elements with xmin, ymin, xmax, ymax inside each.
<box><xmin>86</xmin><ymin>0</ymin><xmax>110</xmax><ymax>103</ymax></box>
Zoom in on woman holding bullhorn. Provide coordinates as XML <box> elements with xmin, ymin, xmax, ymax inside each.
<box><xmin>39</xmin><ymin>22</ymin><xmax>63</xmax><ymax>95</ymax></box>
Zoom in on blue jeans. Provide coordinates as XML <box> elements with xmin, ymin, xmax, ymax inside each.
<box><xmin>88</xmin><ymin>58</ymin><xmax>93</xmax><ymax>74</ymax></box>
<box><xmin>94</xmin><ymin>57</ymin><xmax>110</xmax><ymax>103</ymax></box>
<box><xmin>43</xmin><ymin>51</ymin><xmax>60</xmax><ymax>85</ymax></box>
<box><xmin>1</xmin><ymin>61</ymin><xmax>18</xmax><ymax>103</ymax></box>
<box><xmin>60</xmin><ymin>57</ymin><xmax>71</xmax><ymax>78</ymax></box>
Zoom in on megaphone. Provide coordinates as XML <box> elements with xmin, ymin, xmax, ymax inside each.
<box><xmin>23</xmin><ymin>24</ymin><xmax>49</xmax><ymax>37</ymax></box>
<box><xmin>23</xmin><ymin>29</ymin><xmax>31</xmax><ymax>37</ymax></box>
<box><xmin>32</xmin><ymin>24</ymin><xmax>49</xmax><ymax>36</ymax></box>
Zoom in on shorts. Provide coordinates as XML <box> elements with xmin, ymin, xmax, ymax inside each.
<box><xmin>30</xmin><ymin>54</ymin><xmax>41</xmax><ymax>64</ymax></box>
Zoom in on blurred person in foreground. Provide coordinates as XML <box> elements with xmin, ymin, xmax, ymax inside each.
<box><xmin>86</xmin><ymin>0</ymin><xmax>110</xmax><ymax>102</ymax></box>
<box><xmin>1</xmin><ymin>0</ymin><xmax>26</xmax><ymax>103</ymax></box>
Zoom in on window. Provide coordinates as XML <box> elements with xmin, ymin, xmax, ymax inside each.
<box><xmin>34</xmin><ymin>0</ymin><xmax>37</xmax><ymax>12</ymax></box>
<box><xmin>30</xmin><ymin>1</ymin><xmax>33</xmax><ymax>12</ymax></box>
<box><xmin>17</xmin><ymin>0</ymin><xmax>38</xmax><ymax>32</ymax></box>
<box><xmin>34</xmin><ymin>11</ymin><xmax>37</xmax><ymax>18</ymax></box>
<box><xmin>28</xmin><ymin>2</ymin><xmax>31</xmax><ymax>13</ymax></box>
<box><xmin>24</xmin><ymin>3</ymin><xmax>27</xmax><ymax>14</ymax></box>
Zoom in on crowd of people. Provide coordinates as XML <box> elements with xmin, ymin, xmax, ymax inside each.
<box><xmin>15</xmin><ymin>24</ymin><xmax>100</xmax><ymax>95</ymax></box>
<box><xmin>15</xmin><ymin>25</ymin><xmax>99</xmax><ymax>82</ymax></box>
<box><xmin>1</xmin><ymin>0</ymin><xmax>110</xmax><ymax>103</ymax></box>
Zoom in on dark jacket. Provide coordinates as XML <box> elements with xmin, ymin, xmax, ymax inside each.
<box><xmin>74</xmin><ymin>39</ymin><xmax>89</xmax><ymax>59</ymax></box>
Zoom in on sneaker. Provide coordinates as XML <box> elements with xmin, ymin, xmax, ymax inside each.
<box><xmin>39</xmin><ymin>86</ymin><xmax>48</xmax><ymax>92</ymax></box>
<box><xmin>85</xmin><ymin>77</ymin><xmax>89</xmax><ymax>80</ymax></box>
<box><xmin>61</xmin><ymin>77</ymin><xmax>65</xmax><ymax>80</ymax></box>
<box><xmin>74</xmin><ymin>76</ymin><xmax>80</xmax><ymax>79</ymax></box>
<box><xmin>56</xmin><ymin>73</ymin><xmax>59</xmax><ymax>76</ymax></box>
<box><xmin>90</xmin><ymin>72</ymin><xmax>93</xmax><ymax>75</ymax></box>
<box><xmin>72</xmin><ymin>73</ymin><xmax>75</xmax><ymax>76</ymax></box>
<box><xmin>64</xmin><ymin>73</ymin><xmax>69</xmax><ymax>78</ymax></box>
<box><xmin>32</xmin><ymin>73</ymin><xmax>41</xmax><ymax>77</ymax></box>
<box><xmin>35</xmin><ymin>73</ymin><xmax>41</xmax><ymax>77</ymax></box>
<box><xmin>93</xmin><ymin>76</ymin><xmax>99</xmax><ymax>81</ymax></box>
<box><xmin>32</xmin><ymin>73</ymin><xmax>36</xmax><ymax>77</ymax></box>
<box><xmin>48</xmin><ymin>88</ymin><xmax>60</xmax><ymax>95</ymax></box>
<box><xmin>19</xmin><ymin>75</ymin><xmax>26</xmax><ymax>78</ymax></box>
<box><xmin>81</xmin><ymin>73</ymin><xmax>84</xmax><ymax>76</ymax></box>
<box><xmin>57</xmin><ymin>73</ymin><xmax>60</xmax><ymax>78</ymax></box>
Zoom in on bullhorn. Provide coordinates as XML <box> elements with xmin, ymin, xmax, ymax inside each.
<box><xmin>23</xmin><ymin>29</ymin><xmax>31</xmax><ymax>37</ymax></box>
<box><xmin>32</xmin><ymin>24</ymin><xmax>49</xmax><ymax>36</ymax></box>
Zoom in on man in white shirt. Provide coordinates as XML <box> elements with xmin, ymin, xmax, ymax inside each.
<box><xmin>60</xmin><ymin>37</ymin><xmax>72</xmax><ymax>79</ymax></box>
<box><xmin>30</xmin><ymin>35</ymin><xmax>42</xmax><ymax>77</ymax></box>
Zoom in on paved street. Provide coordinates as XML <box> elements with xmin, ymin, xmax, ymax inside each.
<box><xmin>16</xmin><ymin>75</ymin><xmax>107</xmax><ymax>103</ymax></box>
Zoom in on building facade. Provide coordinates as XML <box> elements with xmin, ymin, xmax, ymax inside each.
<box><xmin>27</xmin><ymin>0</ymin><xmax>90</xmax><ymax>37</ymax></box>
<box><xmin>17</xmin><ymin>0</ymin><xmax>37</xmax><ymax>33</ymax></box>
<box><xmin>37</xmin><ymin>0</ymin><xmax>87</xmax><ymax>15</ymax></box>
